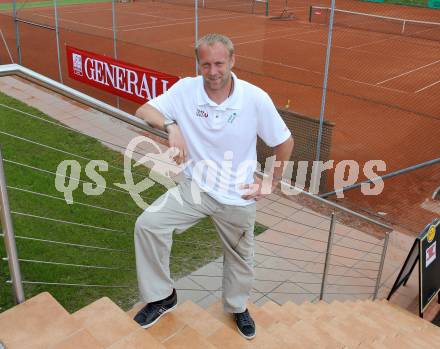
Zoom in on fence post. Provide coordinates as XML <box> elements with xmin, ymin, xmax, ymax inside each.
<box><xmin>373</xmin><ymin>231</ymin><xmax>390</xmax><ymax>300</ymax></box>
<box><xmin>195</xmin><ymin>0</ymin><xmax>199</xmax><ymax>76</ymax></box>
<box><xmin>12</xmin><ymin>0</ymin><xmax>22</xmax><ymax>64</ymax></box>
<box><xmin>313</xmin><ymin>0</ymin><xmax>336</xmax><ymax>191</ymax></box>
<box><xmin>320</xmin><ymin>212</ymin><xmax>336</xmax><ymax>300</ymax></box>
<box><xmin>0</xmin><ymin>147</ymin><xmax>25</xmax><ymax>304</ymax></box>
<box><xmin>53</xmin><ymin>0</ymin><xmax>63</xmax><ymax>83</ymax></box>
<box><xmin>112</xmin><ymin>0</ymin><xmax>120</xmax><ymax>109</ymax></box>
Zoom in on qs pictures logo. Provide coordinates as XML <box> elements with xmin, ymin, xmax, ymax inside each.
<box><xmin>54</xmin><ymin>136</ymin><xmax>189</xmax><ymax>210</ymax></box>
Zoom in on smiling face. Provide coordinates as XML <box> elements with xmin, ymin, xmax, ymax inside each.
<box><xmin>197</xmin><ymin>41</ymin><xmax>235</xmax><ymax>94</ymax></box>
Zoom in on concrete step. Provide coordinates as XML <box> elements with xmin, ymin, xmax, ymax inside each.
<box><xmin>162</xmin><ymin>326</ymin><xmax>218</xmax><ymax>349</ymax></box>
<box><xmin>51</xmin><ymin>329</ymin><xmax>103</xmax><ymax>349</ymax></box>
<box><xmin>71</xmin><ymin>296</ymin><xmax>157</xmax><ymax>348</ymax></box>
<box><xmin>172</xmin><ymin>300</ymin><xmax>225</xmax><ymax>338</ymax></box>
<box><xmin>106</xmin><ymin>328</ymin><xmax>166</xmax><ymax>349</ymax></box>
<box><xmin>206</xmin><ymin>301</ymin><xmax>294</xmax><ymax>349</ymax></box>
<box><xmin>144</xmin><ymin>311</ymin><xmax>187</xmax><ymax>343</ymax></box>
<box><xmin>0</xmin><ymin>292</ymin><xmax>80</xmax><ymax>349</ymax></box>
<box><xmin>324</xmin><ymin>300</ymin><xmax>411</xmax><ymax>336</ymax></box>
<box><xmin>266</xmin><ymin>321</ymin><xmax>319</xmax><ymax>348</ymax></box>
<box><xmin>260</xmin><ymin>300</ymin><xmax>300</xmax><ymax>326</ymax></box>
<box><xmin>3</xmin><ymin>292</ymin><xmax>440</xmax><ymax>348</ymax></box>
<box><xmin>290</xmin><ymin>319</ymin><xmax>345</xmax><ymax>349</ymax></box>
<box><xmin>283</xmin><ymin>301</ymin><xmax>330</xmax><ymax>321</ymax></box>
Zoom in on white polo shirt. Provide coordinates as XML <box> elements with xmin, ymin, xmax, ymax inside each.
<box><xmin>148</xmin><ymin>72</ymin><xmax>291</xmax><ymax>206</ymax></box>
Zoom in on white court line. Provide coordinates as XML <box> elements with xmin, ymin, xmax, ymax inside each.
<box><xmin>338</xmin><ymin>24</ymin><xmax>440</xmax><ymax>51</ymax></box>
<box><xmin>117</xmin><ymin>11</ymin><xmax>235</xmax><ymax>28</ymax></box>
<box><xmin>182</xmin><ymin>26</ymin><xmax>310</xmax><ymax>50</ymax></box>
<box><xmin>53</xmin><ymin>7</ymin><xmax>112</xmax><ymax>15</ymax></box>
<box><xmin>34</xmin><ymin>13</ymin><xmax>112</xmax><ymax>31</ymax></box>
<box><xmin>236</xmin><ymin>53</ymin><xmax>408</xmax><ymax>93</ymax></box>
<box><xmin>283</xmin><ymin>35</ymin><xmax>346</xmax><ymax>49</ymax></box>
<box><xmin>347</xmin><ymin>37</ymin><xmax>392</xmax><ymax>49</ymax></box>
<box><xmin>338</xmin><ymin>76</ymin><xmax>408</xmax><ymax>94</ymax></box>
<box><xmin>415</xmin><ymin>80</ymin><xmax>440</xmax><ymax>93</ymax></box>
<box><xmin>235</xmin><ymin>53</ymin><xmax>322</xmax><ymax>74</ymax></box>
<box><xmin>114</xmin><ymin>12</ymin><xmax>180</xmax><ymax>22</ymax></box>
<box><xmin>271</xmin><ymin>29</ymin><xmax>427</xmax><ymax>66</ymax></box>
<box><xmin>234</xmin><ymin>29</ymin><xmax>323</xmax><ymax>46</ymax></box>
<box><xmin>121</xmin><ymin>13</ymin><xmax>250</xmax><ymax>32</ymax></box>
<box><xmin>408</xmin><ymin>25</ymin><xmax>440</xmax><ymax>39</ymax></box>
<box><xmin>228</xmin><ymin>27</ymin><xmax>301</xmax><ymax>40</ymax></box>
<box><xmin>376</xmin><ymin>59</ymin><xmax>440</xmax><ymax>85</ymax></box>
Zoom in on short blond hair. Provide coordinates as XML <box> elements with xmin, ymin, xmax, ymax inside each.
<box><xmin>195</xmin><ymin>33</ymin><xmax>234</xmax><ymax>61</ymax></box>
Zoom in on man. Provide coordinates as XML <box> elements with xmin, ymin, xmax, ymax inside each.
<box><xmin>133</xmin><ymin>33</ymin><xmax>294</xmax><ymax>340</ymax></box>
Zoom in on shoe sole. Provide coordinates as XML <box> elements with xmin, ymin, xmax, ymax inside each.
<box><xmin>141</xmin><ymin>303</ymin><xmax>178</xmax><ymax>329</ymax></box>
<box><xmin>236</xmin><ymin>324</ymin><xmax>256</xmax><ymax>340</ymax></box>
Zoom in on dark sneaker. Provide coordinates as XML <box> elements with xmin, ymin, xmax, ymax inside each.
<box><xmin>234</xmin><ymin>309</ymin><xmax>256</xmax><ymax>340</ymax></box>
<box><xmin>133</xmin><ymin>289</ymin><xmax>177</xmax><ymax>328</ymax></box>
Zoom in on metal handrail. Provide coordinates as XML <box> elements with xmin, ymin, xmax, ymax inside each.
<box><xmin>320</xmin><ymin>157</ymin><xmax>440</xmax><ymax>199</ymax></box>
<box><xmin>0</xmin><ymin>64</ymin><xmax>166</xmax><ymax>139</ymax></box>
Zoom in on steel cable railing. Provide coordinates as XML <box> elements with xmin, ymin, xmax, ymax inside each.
<box><xmin>0</xmin><ymin>234</ymin><xmax>129</xmax><ymax>253</ymax></box>
<box><xmin>0</xmin><ymin>102</ymin><xmax>173</xmax><ymax>176</ymax></box>
<box><xmin>5</xmin><ymin>257</ymin><xmax>135</xmax><ymax>271</ymax></box>
<box><xmin>11</xmin><ymin>211</ymin><xmax>129</xmax><ymax>234</ymax></box>
<box><xmin>261</xmin><ymin>195</ymin><xmax>385</xmax><ymax>247</ymax></box>
<box><xmin>7</xmin><ymin>186</ymin><xmax>138</xmax><ymax>216</ymax></box>
<box><xmin>0</xmin><ymin>65</ymin><xmax>393</xmax><ymax>311</ymax></box>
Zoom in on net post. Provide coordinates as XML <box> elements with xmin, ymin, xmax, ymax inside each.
<box><xmin>266</xmin><ymin>0</ymin><xmax>269</xmax><ymax>16</ymax></box>
<box><xmin>12</xmin><ymin>0</ymin><xmax>22</xmax><ymax>65</ymax></box>
<box><xmin>309</xmin><ymin>5</ymin><xmax>312</xmax><ymax>22</ymax></box>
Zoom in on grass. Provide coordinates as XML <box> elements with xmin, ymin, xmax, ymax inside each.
<box><xmin>0</xmin><ymin>91</ymin><xmax>266</xmax><ymax>313</ymax></box>
<box><xmin>0</xmin><ymin>0</ymin><xmax>111</xmax><ymax>11</ymax></box>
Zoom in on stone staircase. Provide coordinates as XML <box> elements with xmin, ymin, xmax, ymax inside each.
<box><xmin>0</xmin><ymin>292</ymin><xmax>439</xmax><ymax>348</ymax></box>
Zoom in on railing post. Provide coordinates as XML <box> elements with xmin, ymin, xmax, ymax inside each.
<box><xmin>320</xmin><ymin>212</ymin><xmax>336</xmax><ymax>300</ymax></box>
<box><xmin>0</xmin><ymin>147</ymin><xmax>25</xmax><ymax>304</ymax></box>
<box><xmin>373</xmin><ymin>231</ymin><xmax>390</xmax><ymax>300</ymax></box>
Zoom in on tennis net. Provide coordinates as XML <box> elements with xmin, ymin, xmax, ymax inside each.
<box><xmin>309</xmin><ymin>6</ymin><xmax>440</xmax><ymax>42</ymax></box>
<box><xmin>149</xmin><ymin>0</ymin><xmax>269</xmax><ymax>16</ymax></box>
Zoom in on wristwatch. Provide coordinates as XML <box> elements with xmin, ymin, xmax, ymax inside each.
<box><xmin>163</xmin><ymin>118</ymin><xmax>176</xmax><ymax>132</ymax></box>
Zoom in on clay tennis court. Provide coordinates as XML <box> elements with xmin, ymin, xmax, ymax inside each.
<box><xmin>1</xmin><ymin>0</ymin><xmax>439</xmax><ymax>231</ymax></box>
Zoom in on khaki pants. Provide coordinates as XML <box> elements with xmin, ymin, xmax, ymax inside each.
<box><xmin>134</xmin><ymin>178</ymin><xmax>256</xmax><ymax>313</ymax></box>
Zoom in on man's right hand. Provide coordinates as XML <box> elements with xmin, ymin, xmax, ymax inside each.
<box><xmin>167</xmin><ymin>124</ymin><xmax>188</xmax><ymax>165</ymax></box>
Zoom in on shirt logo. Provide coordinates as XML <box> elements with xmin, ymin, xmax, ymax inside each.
<box><xmin>227</xmin><ymin>112</ymin><xmax>237</xmax><ymax>123</ymax></box>
<box><xmin>196</xmin><ymin>109</ymin><xmax>209</xmax><ymax>118</ymax></box>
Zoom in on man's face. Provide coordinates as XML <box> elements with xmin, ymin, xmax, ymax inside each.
<box><xmin>198</xmin><ymin>42</ymin><xmax>235</xmax><ymax>93</ymax></box>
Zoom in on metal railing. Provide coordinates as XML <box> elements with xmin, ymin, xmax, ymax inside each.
<box><xmin>0</xmin><ymin>64</ymin><xmax>393</xmax><ymax>309</ymax></box>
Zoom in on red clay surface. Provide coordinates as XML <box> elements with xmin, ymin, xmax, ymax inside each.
<box><xmin>0</xmin><ymin>0</ymin><xmax>439</xmax><ymax>233</ymax></box>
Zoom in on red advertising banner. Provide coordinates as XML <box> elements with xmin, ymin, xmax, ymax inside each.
<box><xmin>66</xmin><ymin>46</ymin><xmax>179</xmax><ymax>104</ymax></box>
